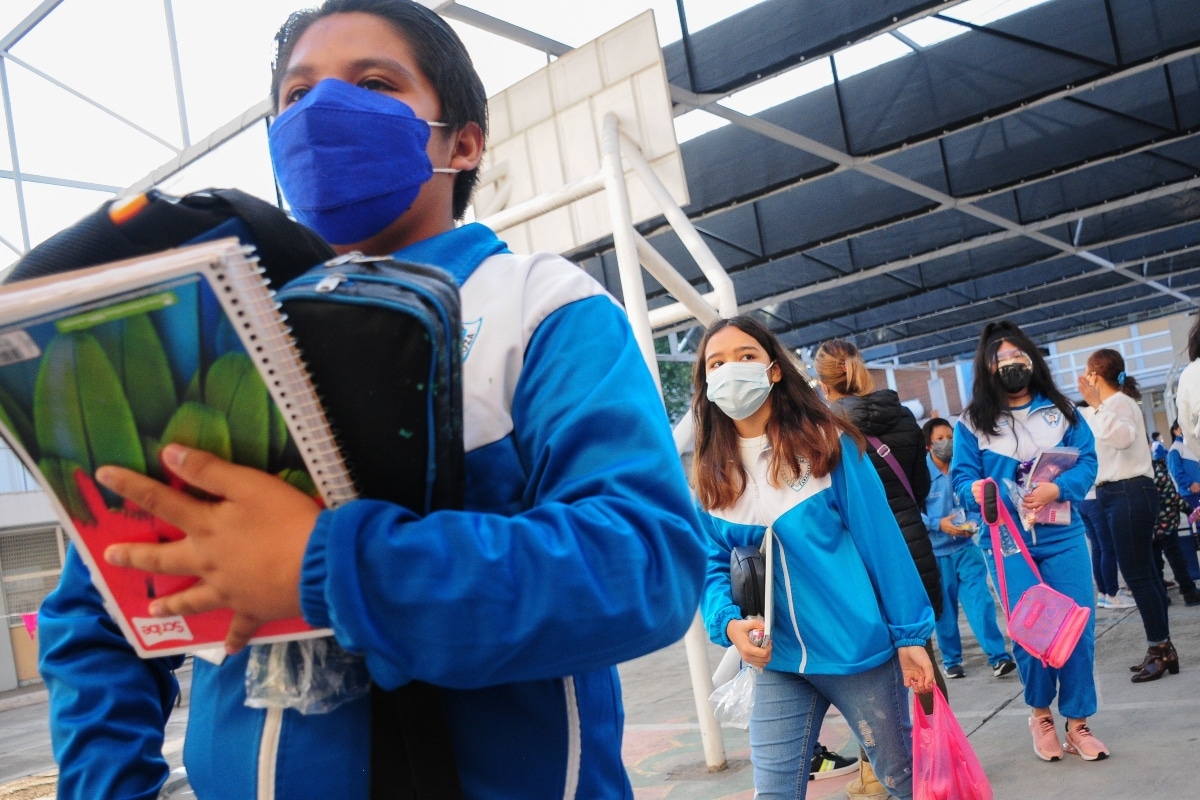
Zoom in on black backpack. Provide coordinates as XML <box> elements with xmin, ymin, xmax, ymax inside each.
<box><xmin>7</xmin><ymin>187</ymin><xmax>465</xmax><ymax>800</ymax></box>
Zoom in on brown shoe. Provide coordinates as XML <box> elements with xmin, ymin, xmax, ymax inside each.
<box><xmin>1131</xmin><ymin>641</ymin><xmax>1179</xmax><ymax>683</ymax></box>
<box><xmin>845</xmin><ymin>759</ymin><xmax>888</xmax><ymax>800</ymax></box>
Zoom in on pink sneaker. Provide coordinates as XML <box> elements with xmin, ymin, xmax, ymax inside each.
<box><xmin>1029</xmin><ymin>715</ymin><xmax>1063</xmax><ymax>762</ymax></box>
<box><xmin>1064</xmin><ymin>722</ymin><xmax>1109</xmax><ymax>761</ymax></box>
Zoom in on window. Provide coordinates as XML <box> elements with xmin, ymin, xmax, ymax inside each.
<box><xmin>1</xmin><ymin>525</ymin><xmax>65</xmax><ymax>625</ymax></box>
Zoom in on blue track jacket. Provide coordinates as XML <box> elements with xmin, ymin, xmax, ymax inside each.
<box><xmin>951</xmin><ymin>394</ymin><xmax>1097</xmax><ymax>549</ymax></box>
<box><xmin>923</xmin><ymin>454</ymin><xmax>981</xmax><ymax>558</ymax></box>
<box><xmin>39</xmin><ymin>223</ymin><xmax>706</xmax><ymax>800</ymax></box>
<box><xmin>1167</xmin><ymin>436</ymin><xmax>1200</xmax><ymax>502</ymax></box>
<box><xmin>700</xmin><ymin>434</ymin><xmax>934</xmax><ymax>675</ymax></box>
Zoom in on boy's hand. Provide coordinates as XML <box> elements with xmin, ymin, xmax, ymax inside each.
<box><xmin>99</xmin><ymin>444</ymin><xmax>321</xmax><ymax>654</ymax></box>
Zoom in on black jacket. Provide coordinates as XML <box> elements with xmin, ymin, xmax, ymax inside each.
<box><xmin>835</xmin><ymin>390</ymin><xmax>943</xmax><ymax>617</ymax></box>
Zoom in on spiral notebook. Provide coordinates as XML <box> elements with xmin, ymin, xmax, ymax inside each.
<box><xmin>0</xmin><ymin>238</ymin><xmax>356</xmax><ymax>657</ymax></box>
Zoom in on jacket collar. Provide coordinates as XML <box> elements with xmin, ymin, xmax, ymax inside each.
<box><xmin>392</xmin><ymin>222</ymin><xmax>510</xmax><ymax>286</ymax></box>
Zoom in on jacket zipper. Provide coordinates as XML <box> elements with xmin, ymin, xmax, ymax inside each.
<box><xmin>256</xmin><ymin>707</ymin><xmax>282</xmax><ymax>800</ymax></box>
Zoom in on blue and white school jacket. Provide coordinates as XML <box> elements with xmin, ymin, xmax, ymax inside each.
<box><xmin>39</xmin><ymin>223</ymin><xmax>707</xmax><ymax>800</ymax></box>
<box><xmin>1167</xmin><ymin>436</ymin><xmax>1200</xmax><ymax>501</ymax></box>
<box><xmin>700</xmin><ymin>433</ymin><xmax>934</xmax><ymax>676</ymax></box>
<box><xmin>951</xmin><ymin>395</ymin><xmax>1097</xmax><ymax>549</ymax></box>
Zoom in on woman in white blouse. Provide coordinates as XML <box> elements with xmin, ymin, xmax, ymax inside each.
<box><xmin>1077</xmin><ymin>349</ymin><xmax>1175</xmax><ymax>682</ymax></box>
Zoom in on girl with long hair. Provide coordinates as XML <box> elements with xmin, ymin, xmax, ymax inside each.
<box><xmin>1076</xmin><ymin>349</ymin><xmax>1175</xmax><ymax>681</ymax></box>
<box><xmin>951</xmin><ymin>320</ymin><xmax>1107</xmax><ymax>763</ymax></box>
<box><xmin>695</xmin><ymin>315</ymin><xmax>935</xmax><ymax>800</ymax></box>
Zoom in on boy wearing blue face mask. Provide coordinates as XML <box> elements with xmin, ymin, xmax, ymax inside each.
<box><xmin>37</xmin><ymin>3</ymin><xmax>707</xmax><ymax>799</ymax></box>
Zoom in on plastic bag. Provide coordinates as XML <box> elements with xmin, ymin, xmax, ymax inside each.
<box><xmin>996</xmin><ymin>479</ymin><xmax>1027</xmax><ymax>556</ymax></box>
<box><xmin>709</xmin><ymin>665</ymin><xmax>757</xmax><ymax>729</ymax></box>
<box><xmin>244</xmin><ymin>637</ymin><xmax>371</xmax><ymax>715</ymax></box>
<box><xmin>912</xmin><ymin>687</ymin><xmax>992</xmax><ymax>800</ymax></box>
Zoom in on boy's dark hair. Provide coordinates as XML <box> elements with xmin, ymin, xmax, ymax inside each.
<box><xmin>1152</xmin><ymin>431</ymin><xmax>1162</xmax><ymax>441</ymax></box>
<box><xmin>922</xmin><ymin>417</ymin><xmax>952</xmax><ymax>447</ymax></box>
<box><xmin>964</xmin><ymin>320</ymin><xmax>1078</xmax><ymax>436</ymax></box>
<box><xmin>271</xmin><ymin>0</ymin><xmax>489</xmax><ymax>220</ymax></box>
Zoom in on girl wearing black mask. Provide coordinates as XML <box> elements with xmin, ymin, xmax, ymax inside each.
<box><xmin>950</xmin><ymin>321</ymin><xmax>1108</xmax><ymax>764</ymax></box>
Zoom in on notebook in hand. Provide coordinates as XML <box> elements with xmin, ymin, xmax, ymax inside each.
<box><xmin>0</xmin><ymin>238</ymin><xmax>356</xmax><ymax>657</ymax></box>
<box><xmin>1025</xmin><ymin>446</ymin><xmax>1078</xmax><ymax>526</ymax></box>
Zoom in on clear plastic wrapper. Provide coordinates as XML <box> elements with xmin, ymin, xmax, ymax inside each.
<box><xmin>244</xmin><ymin>637</ymin><xmax>371</xmax><ymax>715</ymax></box>
<box><xmin>708</xmin><ymin>664</ymin><xmax>757</xmax><ymax>729</ymax></box>
<box><xmin>998</xmin><ymin>479</ymin><xmax>1031</xmax><ymax>555</ymax></box>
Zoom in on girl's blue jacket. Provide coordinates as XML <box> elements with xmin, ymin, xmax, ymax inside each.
<box><xmin>700</xmin><ymin>434</ymin><xmax>934</xmax><ymax>675</ymax></box>
<box><xmin>951</xmin><ymin>394</ymin><xmax>1097</xmax><ymax>549</ymax></box>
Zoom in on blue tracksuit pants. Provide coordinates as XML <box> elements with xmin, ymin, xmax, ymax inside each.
<box><xmin>934</xmin><ymin>546</ymin><xmax>1012</xmax><ymax>668</ymax></box>
<box><xmin>982</xmin><ymin>533</ymin><xmax>1098</xmax><ymax>718</ymax></box>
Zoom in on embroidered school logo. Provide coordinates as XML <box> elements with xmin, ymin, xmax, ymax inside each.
<box><xmin>462</xmin><ymin>318</ymin><xmax>482</xmax><ymax>362</ymax></box>
<box><xmin>1044</xmin><ymin>409</ymin><xmax>1062</xmax><ymax>428</ymax></box>
<box><xmin>786</xmin><ymin>457</ymin><xmax>812</xmax><ymax>491</ymax></box>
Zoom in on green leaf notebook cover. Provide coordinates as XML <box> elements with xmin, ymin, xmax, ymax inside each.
<box><xmin>0</xmin><ymin>239</ymin><xmax>355</xmax><ymax>657</ymax></box>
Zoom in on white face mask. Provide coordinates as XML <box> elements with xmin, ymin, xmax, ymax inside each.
<box><xmin>706</xmin><ymin>361</ymin><xmax>775</xmax><ymax>420</ymax></box>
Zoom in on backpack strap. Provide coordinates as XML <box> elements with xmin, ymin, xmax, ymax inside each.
<box><xmin>865</xmin><ymin>435</ymin><xmax>915</xmax><ymax>502</ymax></box>
<box><xmin>207</xmin><ymin>189</ymin><xmax>333</xmax><ymax>286</ymax></box>
<box><xmin>370</xmin><ymin>683</ymin><xmax>463</xmax><ymax>800</ymax></box>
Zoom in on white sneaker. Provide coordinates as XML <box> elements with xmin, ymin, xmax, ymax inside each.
<box><xmin>1096</xmin><ymin>595</ymin><xmax>1113</xmax><ymax>609</ymax></box>
<box><xmin>1106</xmin><ymin>592</ymin><xmax>1137</xmax><ymax>608</ymax></box>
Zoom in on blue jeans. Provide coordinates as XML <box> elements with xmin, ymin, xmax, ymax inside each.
<box><xmin>1079</xmin><ymin>498</ymin><xmax>1118</xmax><ymax>596</ymax></box>
<box><xmin>934</xmin><ymin>546</ymin><xmax>1012</xmax><ymax>668</ymax></box>
<box><xmin>1096</xmin><ymin>477</ymin><xmax>1168</xmax><ymax>643</ymax></box>
<box><xmin>751</xmin><ymin>657</ymin><xmax>913</xmax><ymax>800</ymax></box>
<box><xmin>983</xmin><ymin>534</ymin><xmax>1097</xmax><ymax>718</ymax></box>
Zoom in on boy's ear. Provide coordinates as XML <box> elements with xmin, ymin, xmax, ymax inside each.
<box><xmin>449</xmin><ymin>121</ymin><xmax>484</xmax><ymax>172</ymax></box>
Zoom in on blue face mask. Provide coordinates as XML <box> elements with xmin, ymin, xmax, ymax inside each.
<box><xmin>268</xmin><ymin>79</ymin><xmax>457</xmax><ymax>245</ymax></box>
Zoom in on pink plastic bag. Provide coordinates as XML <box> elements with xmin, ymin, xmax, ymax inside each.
<box><xmin>912</xmin><ymin>687</ymin><xmax>992</xmax><ymax>800</ymax></box>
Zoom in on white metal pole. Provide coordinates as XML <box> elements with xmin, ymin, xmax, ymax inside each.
<box><xmin>601</xmin><ymin>112</ymin><xmax>727</xmax><ymax>770</ymax></box>
<box><xmin>618</xmin><ymin>132</ymin><xmax>738</xmax><ymax>319</ymax></box>
<box><xmin>600</xmin><ymin>113</ymin><xmax>660</xmax><ymax>392</ymax></box>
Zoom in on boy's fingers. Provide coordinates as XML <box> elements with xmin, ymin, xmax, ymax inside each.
<box><xmin>158</xmin><ymin>444</ymin><xmax>248</xmax><ymax>498</ymax></box>
<box><xmin>106</xmin><ymin>539</ymin><xmax>198</xmax><ymax>575</ymax></box>
<box><xmin>96</xmin><ymin>467</ymin><xmax>209</xmax><ymax>531</ymax></box>
<box><xmin>224</xmin><ymin>614</ymin><xmax>263</xmax><ymax>654</ymax></box>
<box><xmin>147</xmin><ymin>582</ymin><xmax>225</xmax><ymax>618</ymax></box>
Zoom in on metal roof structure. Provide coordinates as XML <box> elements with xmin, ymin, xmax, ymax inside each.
<box><xmin>4</xmin><ymin>0</ymin><xmax>1200</xmax><ymax>367</ymax></box>
<box><xmin>569</xmin><ymin>0</ymin><xmax>1200</xmax><ymax>364</ymax></box>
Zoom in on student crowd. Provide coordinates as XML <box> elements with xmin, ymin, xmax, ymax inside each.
<box><xmin>24</xmin><ymin>3</ymin><xmax>1198</xmax><ymax>799</ymax></box>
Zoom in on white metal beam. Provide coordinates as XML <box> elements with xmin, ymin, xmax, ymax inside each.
<box><xmin>0</xmin><ymin>0</ymin><xmax>64</xmax><ymax>53</ymax></box>
<box><xmin>671</xmin><ymin>86</ymin><xmax>1200</xmax><ymax>309</ymax></box>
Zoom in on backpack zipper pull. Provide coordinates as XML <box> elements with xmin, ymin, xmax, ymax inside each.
<box><xmin>315</xmin><ymin>273</ymin><xmax>345</xmax><ymax>293</ymax></box>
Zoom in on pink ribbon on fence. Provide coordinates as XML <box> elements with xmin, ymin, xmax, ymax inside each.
<box><xmin>21</xmin><ymin>612</ymin><xmax>37</xmax><ymax>640</ymax></box>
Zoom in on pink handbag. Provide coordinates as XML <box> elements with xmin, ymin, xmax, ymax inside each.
<box><xmin>980</xmin><ymin>479</ymin><xmax>1091</xmax><ymax>669</ymax></box>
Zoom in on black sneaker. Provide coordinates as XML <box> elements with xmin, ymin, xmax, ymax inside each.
<box><xmin>1183</xmin><ymin>590</ymin><xmax>1200</xmax><ymax>607</ymax></box>
<box><xmin>810</xmin><ymin>745</ymin><xmax>858</xmax><ymax>781</ymax></box>
<box><xmin>993</xmin><ymin>659</ymin><xmax>1017</xmax><ymax>678</ymax></box>
<box><xmin>945</xmin><ymin>664</ymin><xmax>966</xmax><ymax>679</ymax></box>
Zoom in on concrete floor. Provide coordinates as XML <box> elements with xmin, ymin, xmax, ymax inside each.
<box><xmin>2</xmin><ymin>590</ymin><xmax>1198</xmax><ymax>799</ymax></box>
